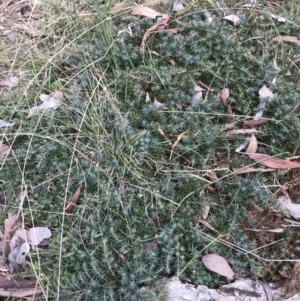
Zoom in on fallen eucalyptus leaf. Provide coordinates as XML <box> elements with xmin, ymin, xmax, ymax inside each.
<box><xmin>271</xmin><ymin>14</ymin><xmax>286</xmax><ymax>23</ymax></box>
<box><xmin>153</xmin><ymin>98</ymin><xmax>166</xmax><ymax>109</ymax></box>
<box><xmin>65</xmin><ymin>186</ymin><xmax>81</xmax><ymax>213</ymax></box>
<box><xmin>246</xmin><ymin>228</ymin><xmax>284</xmax><ymax>233</ymax></box>
<box><xmin>247</xmin><ymin>153</ymin><xmax>300</xmax><ymax>169</ymax></box>
<box><xmin>205</xmin><ymin>11</ymin><xmax>213</xmax><ymax>23</ymax></box>
<box><xmin>169</xmin><ymin>132</ymin><xmax>186</xmax><ymax>159</ymax></box>
<box><xmin>216</xmin><ymin>87</ymin><xmax>230</xmax><ymax>103</ymax></box>
<box><xmin>223</xmin><ymin>15</ymin><xmax>240</xmax><ymax>26</ymax></box>
<box><xmin>0</xmin><ymin>75</ymin><xmax>19</xmax><ymax>88</ymax></box>
<box><xmin>202</xmin><ymin>254</ymin><xmax>234</xmax><ymax>280</ymax></box>
<box><xmin>173</xmin><ymin>0</ymin><xmax>184</xmax><ymax>12</ymax></box>
<box><xmin>259</xmin><ymin>85</ymin><xmax>275</xmax><ymax>100</ymax></box>
<box><xmin>226</xmin><ymin>129</ymin><xmax>260</xmax><ymax>136</ymax></box>
<box><xmin>192</xmin><ymin>85</ymin><xmax>205</xmax><ymax>105</ymax></box>
<box><xmin>245</xmin><ymin>134</ymin><xmax>257</xmax><ymax>153</ymax></box>
<box><xmin>202</xmin><ymin>204</ymin><xmax>210</xmax><ymax>219</ymax></box>
<box><xmin>28</xmin><ymin>227</ymin><xmax>52</xmax><ymax>246</ymax></box>
<box><xmin>131</xmin><ymin>6</ymin><xmax>169</xmax><ymax>19</ymax></box>
<box><xmin>0</xmin><ymin>275</ymin><xmax>34</xmax><ymax>289</ymax></box>
<box><xmin>0</xmin><ymin>143</ymin><xmax>12</xmax><ymax>160</ymax></box>
<box><xmin>145</xmin><ymin>92</ymin><xmax>151</xmax><ymax>103</ymax></box>
<box><xmin>39</xmin><ymin>94</ymin><xmax>61</xmax><ymax>110</ymax></box>
<box><xmin>272</xmin><ymin>36</ymin><xmax>300</xmax><ymax>45</ymax></box>
<box><xmin>27</xmin><ymin>106</ymin><xmax>39</xmax><ymax>119</ymax></box>
<box><xmin>0</xmin><ymin>286</ymin><xmax>43</xmax><ymax>298</ymax></box>
<box><xmin>139</xmin><ymin>17</ymin><xmax>169</xmax><ymax>52</ymax></box>
<box><xmin>0</xmin><ymin>120</ymin><xmax>14</xmax><ymax>128</ymax></box>
<box><xmin>242</xmin><ymin>119</ymin><xmax>268</xmax><ymax>127</ymax></box>
<box><xmin>232</xmin><ymin>167</ymin><xmax>275</xmax><ymax>174</ymax></box>
<box><xmin>273</xmin><ymin>57</ymin><xmax>281</xmax><ymax>72</ymax></box>
<box><xmin>278</xmin><ymin>195</ymin><xmax>300</xmax><ymax>219</ymax></box>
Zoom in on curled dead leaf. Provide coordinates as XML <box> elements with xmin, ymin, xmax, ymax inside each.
<box><xmin>245</xmin><ymin>134</ymin><xmax>257</xmax><ymax>153</ymax></box>
<box><xmin>113</xmin><ymin>248</ymin><xmax>125</xmax><ymax>260</ymax></box>
<box><xmin>65</xmin><ymin>186</ymin><xmax>81</xmax><ymax>213</ymax></box>
<box><xmin>153</xmin><ymin>98</ymin><xmax>166</xmax><ymax>109</ymax></box>
<box><xmin>169</xmin><ymin>132</ymin><xmax>187</xmax><ymax>159</ymax></box>
<box><xmin>152</xmin><ymin>51</ymin><xmax>175</xmax><ymax>65</ymax></box>
<box><xmin>223</xmin><ymin>15</ymin><xmax>240</xmax><ymax>26</ymax></box>
<box><xmin>173</xmin><ymin>0</ymin><xmax>184</xmax><ymax>12</ymax></box>
<box><xmin>278</xmin><ymin>195</ymin><xmax>300</xmax><ymax>219</ymax></box>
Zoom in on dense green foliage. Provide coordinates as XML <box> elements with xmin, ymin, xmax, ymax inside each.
<box><xmin>2</xmin><ymin>1</ymin><xmax>300</xmax><ymax>300</ymax></box>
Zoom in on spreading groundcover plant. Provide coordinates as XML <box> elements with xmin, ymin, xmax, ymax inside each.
<box><xmin>2</xmin><ymin>0</ymin><xmax>300</xmax><ymax>300</ymax></box>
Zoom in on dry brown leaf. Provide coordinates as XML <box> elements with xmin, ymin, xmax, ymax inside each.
<box><xmin>39</xmin><ymin>93</ymin><xmax>61</xmax><ymax>110</ymax></box>
<box><xmin>247</xmin><ymin>153</ymin><xmax>300</xmax><ymax>169</ymax></box>
<box><xmin>0</xmin><ymin>275</ymin><xmax>33</xmax><ymax>289</ymax></box>
<box><xmin>145</xmin><ymin>92</ymin><xmax>151</xmax><ymax>102</ymax></box>
<box><xmin>246</xmin><ymin>228</ymin><xmax>284</xmax><ymax>233</ymax></box>
<box><xmin>278</xmin><ymin>195</ymin><xmax>300</xmax><ymax>219</ymax></box>
<box><xmin>226</xmin><ymin>129</ymin><xmax>260</xmax><ymax>136</ymax></box>
<box><xmin>153</xmin><ymin>98</ymin><xmax>166</xmax><ymax>109</ymax></box>
<box><xmin>28</xmin><ymin>227</ymin><xmax>52</xmax><ymax>246</ymax></box>
<box><xmin>223</xmin><ymin>15</ymin><xmax>240</xmax><ymax>26</ymax></box>
<box><xmin>140</xmin><ymin>17</ymin><xmax>170</xmax><ymax>52</ymax></box>
<box><xmin>242</xmin><ymin>119</ymin><xmax>268</xmax><ymax>127</ymax></box>
<box><xmin>273</xmin><ymin>57</ymin><xmax>281</xmax><ymax>72</ymax></box>
<box><xmin>232</xmin><ymin>167</ymin><xmax>275</xmax><ymax>174</ymax></box>
<box><xmin>0</xmin><ymin>75</ymin><xmax>19</xmax><ymax>88</ymax></box>
<box><xmin>65</xmin><ymin>186</ymin><xmax>81</xmax><ymax>213</ymax></box>
<box><xmin>192</xmin><ymin>85</ymin><xmax>205</xmax><ymax>105</ymax></box>
<box><xmin>131</xmin><ymin>6</ymin><xmax>169</xmax><ymax>20</ymax></box>
<box><xmin>156</xmin><ymin>122</ymin><xmax>166</xmax><ymax>137</ymax></box>
<box><xmin>0</xmin><ymin>141</ymin><xmax>11</xmax><ymax>160</ymax></box>
<box><xmin>272</xmin><ymin>36</ymin><xmax>300</xmax><ymax>45</ymax></box>
<box><xmin>283</xmin><ymin>74</ymin><xmax>300</xmax><ymax>83</ymax></box>
<box><xmin>226</xmin><ymin>104</ymin><xmax>232</xmax><ymax>124</ymax></box>
<box><xmin>199</xmin><ymin>81</ymin><xmax>213</xmax><ymax>92</ymax></box>
<box><xmin>270</xmin><ymin>14</ymin><xmax>286</xmax><ymax>23</ymax></box>
<box><xmin>173</xmin><ymin>0</ymin><xmax>184</xmax><ymax>11</ymax></box>
<box><xmin>14</xmin><ymin>23</ymin><xmax>41</xmax><ymax>37</ymax></box>
<box><xmin>245</xmin><ymin>134</ymin><xmax>257</xmax><ymax>153</ymax></box>
<box><xmin>204</xmin><ymin>11</ymin><xmax>213</xmax><ymax>23</ymax></box>
<box><xmin>259</xmin><ymin>85</ymin><xmax>275</xmax><ymax>100</ymax></box>
<box><xmin>113</xmin><ymin>248</ymin><xmax>125</xmax><ymax>261</ymax></box>
<box><xmin>169</xmin><ymin>132</ymin><xmax>187</xmax><ymax>159</ymax></box>
<box><xmin>50</xmin><ymin>90</ymin><xmax>64</xmax><ymax>101</ymax></box>
<box><xmin>0</xmin><ymin>286</ymin><xmax>43</xmax><ymax>298</ymax></box>
<box><xmin>151</xmin><ymin>51</ymin><xmax>175</xmax><ymax>65</ymax></box>
<box><xmin>3</xmin><ymin>212</ymin><xmax>18</xmax><ymax>257</ymax></box>
<box><xmin>197</xmin><ymin>218</ymin><xmax>219</xmax><ymax>234</ymax></box>
<box><xmin>202</xmin><ymin>254</ymin><xmax>234</xmax><ymax>280</ymax></box>
<box><xmin>220</xmin><ymin>87</ymin><xmax>230</xmax><ymax>103</ymax></box>
<box><xmin>159</xmin><ymin>28</ymin><xmax>183</xmax><ymax>34</ymax></box>
<box><xmin>0</xmin><ymin>120</ymin><xmax>14</xmax><ymax>129</ymax></box>
<box><xmin>27</xmin><ymin>106</ymin><xmax>39</xmax><ymax>119</ymax></box>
